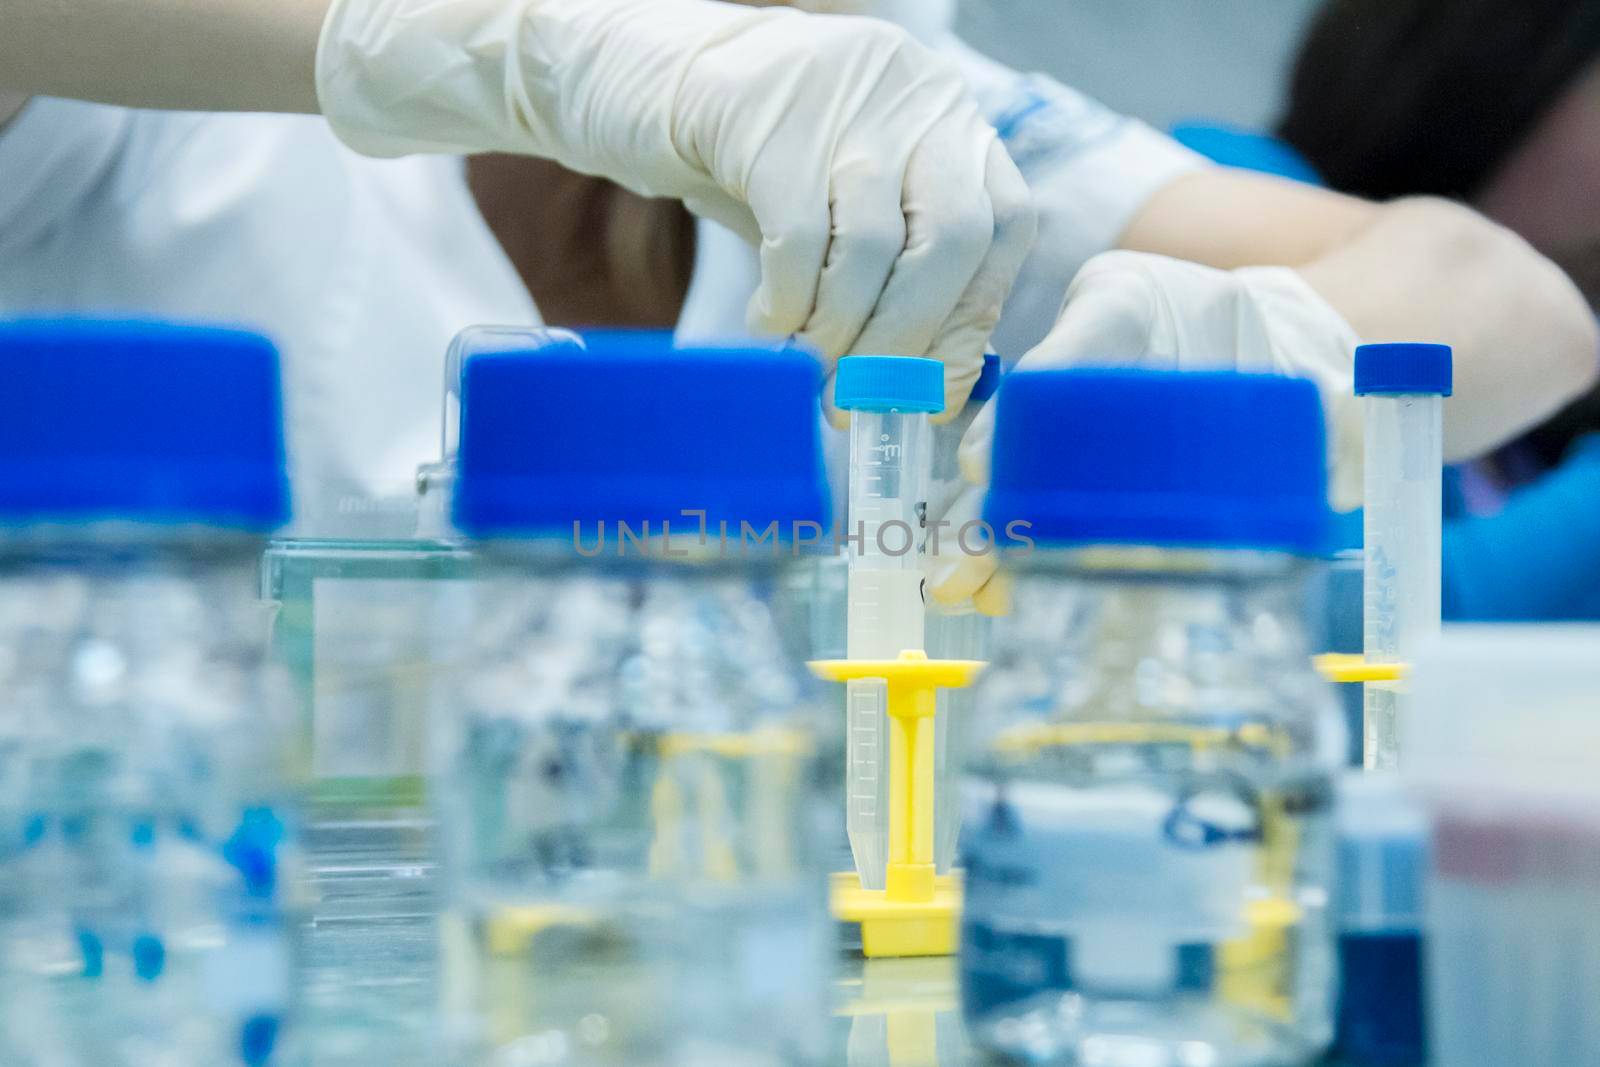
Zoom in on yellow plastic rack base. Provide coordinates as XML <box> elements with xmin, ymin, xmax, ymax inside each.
<box><xmin>810</xmin><ymin>651</ymin><xmax>985</xmax><ymax>958</ymax></box>
<box><xmin>830</xmin><ymin>870</ymin><xmax>963</xmax><ymax>958</ymax></box>
<box><xmin>1314</xmin><ymin>653</ymin><xmax>1408</xmax><ymax>684</ymax></box>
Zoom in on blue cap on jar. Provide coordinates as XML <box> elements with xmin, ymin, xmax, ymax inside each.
<box><xmin>983</xmin><ymin>368</ymin><xmax>1330</xmax><ymax>555</ymax></box>
<box><xmin>1354</xmin><ymin>343</ymin><xmax>1453</xmax><ymax>397</ymax></box>
<box><xmin>834</xmin><ymin>355</ymin><xmax>945</xmax><ymax>414</ymax></box>
<box><xmin>0</xmin><ymin>318</ymin><xmax>291</xmax><ymax>532</ymax></box>
<box><xmin>452</xmin><ymin>330</ymin><xmax>832</xmax><ymax>540</ymax></box>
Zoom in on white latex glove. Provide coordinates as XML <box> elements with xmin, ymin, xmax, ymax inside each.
<box><xmin>316</xmin><ymin>0</ymin><xmax>1035</xmax><ymax>420</ymax></box>
<box><xmin>792</xmin><ymin>0</ymin><xmax>957</xmax><ymax>43</ymax></box>
<box><xmin>930</xmin><ymin>250</ymin><xmax>1363</xmax><ymax>612</ymax></box>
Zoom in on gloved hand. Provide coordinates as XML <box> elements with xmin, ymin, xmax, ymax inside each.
<box><xmin>791</xmin><ymin>0</ymin><xmax>958</xmax><ymax>43</ymax></box>
<box><xmin>316</xmin><ymin>0</ymin><xmax>1035</xmax><ymax>420</ymax></box>
<box><xmin>930</xmin><ymin>250</ymin><xmax>1363</xmax><ymax>612</ymax></box>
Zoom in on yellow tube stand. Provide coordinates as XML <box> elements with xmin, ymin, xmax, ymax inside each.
<box><xmin>810</xmin><ymin>651</ymin><xmax>985</xmax><ymax>958</ymax></box>
<box><xmin>1313</xmin><ymin>652</ymin><xmax>1407</xmax><ymax>685</ymax></box>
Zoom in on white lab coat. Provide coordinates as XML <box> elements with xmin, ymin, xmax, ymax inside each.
<box><xmin>0</xmin><ymin>98</ymin><xmax>538</xmax><ymax>538</ymax></box>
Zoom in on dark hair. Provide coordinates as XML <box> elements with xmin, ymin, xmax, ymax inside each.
<box><xmin>1279</xmin><ymin>0</ymin><xmax>1600</xmax><ymax>201</ymax></box>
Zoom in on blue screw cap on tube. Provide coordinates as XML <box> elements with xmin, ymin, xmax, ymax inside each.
<box><xmin>983</xmin><ymin>368</ymin><xmax>1330</xmax><ymax>555</ymax></box>
<box><xmin>0</xmin><ymin>318</ymin><xmax>291</xmax><ymax>531</ymax></box>
<box><xmin>1354</xmin><ymin>343</ymin><xmax>1453</xmax><ymax>397</ymax></box>
<box><xmin>834</xmin><ymin>355</ymin><xmax>945</xmax><ymax>414</ymax></box>
<box><xmin>452</xmin><ymin>331</ymin><xmax>832</xmax><ymax>539</ymax></box>
<box><xmin>969</xmin><ymin>352</ymin><xmax>1004</xmax><ymax>405</ymax></box>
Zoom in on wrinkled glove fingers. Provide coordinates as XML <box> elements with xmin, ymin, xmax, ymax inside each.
<box><xmin>798</xmin><ymin>151</ymin><xmax>908</xmax><ymax>368</ymax></box>
<box><xmin>922</xmin><ymin>137</ymin><xmax>1035</xmax><ymax>422</ymax></box>
<box><xmin>745</xmin><ymin>161</ymin><xmax>835</xmax><ymax>355</ymax></box>
<box><xmin>848</xmin><ymin>114</ymin><xmax>995</xmax><ymax>403</ymax></box>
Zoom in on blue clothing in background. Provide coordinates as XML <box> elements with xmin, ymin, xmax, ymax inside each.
<box><xmin>1442</xmin><ymin>435</ymin><xmax>1600</xmax><ymax>620</ymax></box>
<box><xmin>1331</xmin><ymin>445</ymin><xmax>1600</xmax><ymax>623</ymax></box>
<box><xmin>1177</xmin><ymin>124</ymin><xmax>1600</xmax><ymax>623</ymax></box>
<box><xmin>1169</xmin><ymin>121</ymin><xmax>1324</xmax><ymax>185</ymax></box>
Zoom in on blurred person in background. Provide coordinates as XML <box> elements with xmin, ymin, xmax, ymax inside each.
<box><xmin>1280</xmin><ymin>0</ymin><xmax>1600</xmax><ymax>620</ymax></box>
<box><xmin>669</xmin><ymin>0</ymin><xmax>1596</xmax><ymax>613</ymax></box>
<box><xmin>952</xmin><ymin>0</ymin><xmax>1323</xmax><ymax>132</ymax></box>
<box><xmin>494</xmin><ymin>0</ymin><xmax>1593</xmax><ymax>489</ymax></box>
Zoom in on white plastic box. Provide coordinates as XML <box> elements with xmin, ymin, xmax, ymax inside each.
<box><xmin>1406</xmin><ymin>626</ymin><xmax>1600</xmax><ymax>1067</ymax></box>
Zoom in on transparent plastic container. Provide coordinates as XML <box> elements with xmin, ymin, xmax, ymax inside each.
<box><xmin>0</xmin><ymin>320</ymin><xmax>302</xmax><ymax>1066</ymax></box>
<box><xmin>961</xmin><ymin>369</ymin><xmax>1343</xmax><ymax>1067</ymax></box>
<box><xmin>1356</xmin><ymin>344</ymin><xmax>1451</xmax><ymax>770</ymax></box>
<box><xmin>837</xmin><ymin>355</ymin><xmax>943</xmax><ymax>892</ymax></box>
<box><xmin>260</xmin><ymin>538</ymin><xmax>470</xmax><ymax>918</ymax></box>
<box><xmin>1407</xmin><ymin>626</ymin><xmax>1600</xmax><ymax>1067</ymax></box>
<box><xmin>435</xmin><ymin>328</ymin><xmax>835</xmax><ymax>1066</ymax></box>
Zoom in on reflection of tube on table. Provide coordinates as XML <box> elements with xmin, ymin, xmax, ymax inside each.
<box><xmin>834</xmin><ymin>356</ymin><xmax>944</xmax><ymax>891</ymax></box>
<box><xmin>1355</xmin><ymin>343</ymin><xmax>1452</xmax><ymax>770</ymax></box>
<box><xmin>837</xmin><ymin>955</ymin><xmax>965</xmax><ymax>1067</ymax></box>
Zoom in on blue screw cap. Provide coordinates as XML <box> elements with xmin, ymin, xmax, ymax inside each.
<box><xmin>1354</xmin><ymin>343</ymin><xmax>1453</xmax><ymax>397</ymax></box>
<box><xmin>834</xmin><ymin>355</ymin><xmax>945</xmax><ymax>414</ymax></box>
<box><xmin>452</xmin><ymin>330</ymin><xmax>832</xmax><ymax>540</ymax></box>
<box><xmin>983</xmin><ymin>369</ymin><xmax>1331</xmax><ymax>555</ymax></box>
<box><xmin>0</xmin><ymin>318</ymin><xmax>290</xmax><ymax>532</ymax></box>
<box><xmin>969</xmin><ymin>352</ymin><xmax>1004</xmax><ymax>404</ymax></box>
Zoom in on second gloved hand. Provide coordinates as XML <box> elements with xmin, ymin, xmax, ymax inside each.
<box><xmin>316</xmin><ymin>0</ymin><xmax>1035</xmax><ymax>417</ymax></box>
<box><xmin>931</xmin><ymin>250</ymin><xmax>1362</xmax><ymax>612</ymax></box>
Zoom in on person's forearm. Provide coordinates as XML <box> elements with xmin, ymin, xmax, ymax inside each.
<box><xmin>0</xmin><ymin>0</ymin><xmax>328</xmax><ymax>112</ymax></box>
<box><xmin>1124</xmin><ymin>171</ymin><xmax>1599</xmax><ymax>461</ymax></box>
<box><xmin>1121</xmin><ymin>169</ymin><xmax>1375</xmax><ymax>269</ymax></box>
<box><xmin>1295</xmin><ymin>197</ymin><xmax>1599</xmax><ymax>461</ymax></box>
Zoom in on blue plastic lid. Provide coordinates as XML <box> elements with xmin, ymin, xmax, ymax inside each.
<box><xmin>983</xmin><ymin>369</ymin><xmax>1330</xmax><ymax>554</ymax></box>
<box><xmin>834</xmin><ymin>355</ymin><xmax>944</xmax><ymax>414</ymax></box>
<box><xmin>0</xmin><ymin>318</ymin><xmax>290</xmax><ymax>532</ymax></box>
<box><xmin>1354</xmin><ymin>343</ymin><xmax>1453</xmax><ymax>397</ymax></box>
<box><xmin>453</xmin><ymin>332</ymin><xmax>832</xmax><ymax>540</ymax></box>
<box><xmin>969</xmin><ymin>352</ymin><xmax>1003</xmax><ymax>404</ymax></box>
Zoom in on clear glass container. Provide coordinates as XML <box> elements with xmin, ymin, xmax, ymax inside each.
<box><xmin>436</xmin><ymin>551</ymin><xmax>834</xmax><ymax>1066</ymax></box>
<box><xmin>961</xmin><ymin>547</ymin><xmax>1341</xmax><ymax>1067</ymax></box>
<box><xmin>0</xmin><ymin>536</ymin><xmax>303</xmax><ymax>1067</ymax></box>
